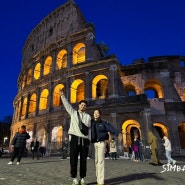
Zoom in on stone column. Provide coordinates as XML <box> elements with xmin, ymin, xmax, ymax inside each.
<box><xmin>111</xmin><ymin>113</ymin><xmax>123</xmax><ymax>154</ymax></box>
<box><xmin>46</xmin><ymin>120</ymin><xmax>52</xmax><ymax>156</ymax></box>
<box><xmin>85</xmin><ymin>72</ymin><xmax>91</xmax><ymax>101</ymax></box>
<box><xmin>109</xmin><ymin>65</ymin><xmax>118</xmax><ymax>98</ymax></box>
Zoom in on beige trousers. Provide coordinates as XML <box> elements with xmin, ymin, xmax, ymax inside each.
<box><xmin>94</xmin><ymin>141</ymin><xmax>105</xmax><ymax>184</ymax></box>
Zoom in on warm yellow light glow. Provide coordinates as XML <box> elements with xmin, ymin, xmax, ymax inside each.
<box><xmin>92</xmin><ymin>75</ymin><xmax>108</xmax><ymax>99</ymax></box>
<box><xmin>145</xmin><ymin>79</ymin><xmax>164</xmax><ymax>98</ymax></box>
<box><xmin>22</xmin><ymin>97</ymin><xmax>28</xmax><ymax>116</ymax></box>
<box><xmin>29</xmin><ymin>93</ymin><xmax>36</xmax><ymax>113</ymax></box>
<box><xmin>34</xmin><ymin>63</ymin><xmax>41</xmax><ymax>80</ymax></box>
<box><xmin>56</xmin><ymin>49</ymin><xmax>67</xmax><ymax>70</ymax></box>
<box><xmin>73</xmin><ymin>43</ymin><xmax>85</xmax><ymax>64</ymax></box>
<box><xmin>44</xmin><ymin>56</ymin><xmax>52</xmax><ymax>76</ymax></box>
<box><xmin>153</xmin><ymin>122</ymin><xmax>168</xmax><ymax>136</ymax></box>
<box><xmin>39</xmin><ymin>89</ymin><xmax>49</xmax><ymax>110</ymax></box>
<box><xmin>122</xmin><ymin>119</ymin><xmax>141</xmax><ymax>146</ymax></box>
<box><xmin>53</xmin><ymin>84</ymin><xmax>64</xmax><ymax>106</ymax></box>
<box><xmin>27</xmin><ymin>69</ymin><xmax>32</xmax><ymax>85</ymax></box>
<box><xmin>71</xmin><ymin>79</ymin><xmax>84</xmax><ymax>103</ymax></box>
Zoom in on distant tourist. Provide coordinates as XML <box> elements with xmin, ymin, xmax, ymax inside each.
<box><xmin>162</xmin><ymin>136</ymin><xmax>176</xmax><ymax>165</ymax></box>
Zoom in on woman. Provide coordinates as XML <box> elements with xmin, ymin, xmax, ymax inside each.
<box><xmin>91</xmin><ymin>109</ymin><xmax>122</xmax><ymax>185</ymax></box>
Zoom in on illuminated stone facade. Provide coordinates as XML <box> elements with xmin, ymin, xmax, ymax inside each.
<box><xmin>11</xmin><ymin>0</ymin><xmax>185</xmax><ymax>156</ymax></box>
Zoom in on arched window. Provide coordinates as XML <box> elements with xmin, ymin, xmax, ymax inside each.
<box><xmin>21</xmin><ymin>97</ymin><xmax>28</xmax><ymax>116</ymax></box>
<box><xmin>125</xmin><ymin>84</ymin><xmax>136</xmax><ymax>96</ymax></box>
<box><xmin>39</xmin><ymin>89</ymin><xmax>49</xmax><ymax>110</ymax></box>
<box><xmin>34</xmin><ymin>63</ymin><xmax>41</xmax><ymax>80</ymax></box>
<box><xmin>92</xmin><ymin>75</ymin><xmax>108</xmax><ymax>99</ymax></box>
<box><xmin>56</xmin><ymin>50</ymin><xmax>67</xmax><ymax>70</ymax></box>
<box><xmin>44</xmin><ymin>56</ymin><xmax>52</xmax><ymax>75</ymax></box>
<box><xmin>71</xmin><ymin>79</ymin><xmax>85</xmax><ymax>103</ymax></box>
<box><xmin>29</xmin><ymin>93</ymin><xmax>37</xmax><ymax>113</ymax></box>
<box><xmin>53</xmin><ymin>84</ymin><xmax>64</xmax><ymax>106</ymax></box>
<box><xmin>27</xmin><ymin>69</ymin><xmax>32</xmax><ymax>85</ymax></box>
<box><xmin>73</xmin><ymin>43</ymin><xmax>85</xmax><ymax>64</ymax></box>
<box><xmin>144</xmin><ymin>79</ymin><xmax>164</xmax><ymax>98</ymax></box>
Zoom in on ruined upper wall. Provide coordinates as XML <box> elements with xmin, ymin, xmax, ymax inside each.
<box><xmin>21</xmin><ymin>0</ymin><xmax>87</xmax><ymax>66</ymax></box>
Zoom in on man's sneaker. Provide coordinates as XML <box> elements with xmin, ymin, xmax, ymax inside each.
<box><xmin>17</xmin><ymin>162</ymin><xmax>20</xmax><ymax>165</ymax></box>
<box><xmin>79</xmin><ymin>178</ymin><xmax>86</xmax><ymax>185</ymax></box>
<box><xmin>72</xmin><ymin>179</ymin><xmax>78</xmax><ymax>185</ymax></box>
<box><xmin>8</xmin><ymin>161</ymin><xmax>13</xmax><ymax>165</ymax></box>
<box><xmin>80</xmin><ymin>181</ymin><xmax>86</xmax><ymax>185</ymax></box>
<box><xmin>173</xmin><ymin>160</ymin><xmax>176</xmax><ymax>165</ymax></box>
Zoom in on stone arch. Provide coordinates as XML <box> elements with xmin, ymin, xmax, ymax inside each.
<box><xmin>125</xmin><ymin>83</ymin><xmax>136</xmax><ymax>96</ymax></box>
<box><xmin>53</xmin><ymin>84</ymin><xmax>64</xmax><ymax>106</ymax></box>
<box><xmin>92</xmin><ymin>75</ymin><xmax>108</xmax><ymax>99</ymax></box>
<box><xmin>51</xmin><ymin>126</ymin><xmax>63</xmax><ymax>150</ymax></box>
<box><xmin>21</xmin><ymin>97</ymin><xmax>28</xmax><ymax>116</ymax></box>
<box><xmin>34</xmin><ymin>63</ymin><xmax>41</xmax><ymax>80</ymax></box>
<box><xmin>153</xmin><ymin>122</ymin><xmax>168</xmax><ymax>138</ymax></box>
<box><xmin>27</xmin><ymin>69</ymin><xmax>32</xmax><ymax>85</ymax></box>
<box><xmin>39</xmin><ymin>89</ymin><xmax>49</xmax><ymax>110</ymax></box>
<box><xmin>73</xmin><ymin>43</ymin><xmax>85</xmax><ymax>64</ymax></box>
<box><xmin>43</xmin><ymin>56</ymin><xmax>52</xmax><ymax>76</ymax></box>
<box><xmin>70</xmin><ymin>79</ymin><xmax>85</xmax><ymax>103</ymax></box>
<box><xmin>144</xmin><ymin>79</ymin><xmax>164</xmax><ymax>98</ymax></box>
<box><xmin>56</xmin><ymin>49</ymin><xmax>67</xmax><ymax>70</ymax></box>
<box><xmin>178</xmin><ymin>123</ymin><xmax>185</xmax><ymax>149</ymax></box>
<box><xmin>122</xmin><ymin>119</ymin><xmax>141</xmax><ymax>147</ymax></box>
<box><xmin>29</xmin><ymin>93</ymin><xmax>37</xmax><ymax>113</ymax></box>
<box><xmin>36</xmin><ymin>128</ymin><xmax>46</xmax><ymax>147</ymax></box>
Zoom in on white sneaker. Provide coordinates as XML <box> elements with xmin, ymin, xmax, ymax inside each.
<box><xmin>8</xmin><ymin>161</ymin><xmax>13</xmax><ymax>165</ymax></box>
<box><xmin>173</xmin><ymin>160</ymin><xmax>176</xmax><ymax>165</ymax></box>
<box><xmin>17</xmin><ymin>162</ymin><xmax>20</xmax><ymax>165</ymax></box>
<box><xmin>72</xmin><ymin>179</ymin><xmax>78</xmax><ymax>185</ymax></box>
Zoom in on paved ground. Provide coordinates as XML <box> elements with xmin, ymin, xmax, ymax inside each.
<box><xmin>0</xmin><ymin>156</ymin><xmax>185</xmax><ymax>185</ymax></box>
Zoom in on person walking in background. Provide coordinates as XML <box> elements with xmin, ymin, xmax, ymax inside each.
<box><xmin>138</xmin><ymin>139</ymin><xmax>145</xmax><ymax>162</ymax></box>
<box><xmin>61</xmin><ymin>138</ymin><xmax>69</xmax><ymax>160</ymax></box>
<box><xmin>91</xmin><ymin>109</ymin><xmax>122</xmax><ymax>185</ymax></box>
<box><xmin>60</xmin><ymin>89</ymin><xmax>91</xmax><ymax>185</ymax></box>
<box><xmin>8</xmin><ymin>125</ymin><xmax>30</xmax><ymax>165</ymax></box>
<box><xmin>162</xmin><ymin>136</ymin><xmax>176</xmax><ymax>165</ymax></box>
<box><xmin>30</xmin><ymin>139</ymin><xmax>35</xmax><ymax>159</ymax></box>
<box><xmin>148</xmin><ymin>131</ymin><xmax>162</xmax><ymax>166</ymax></box>
<box><xmin>39</xmin><ymin>146</ymin><xmax>46</xmax><ymax>158</ymax></box>
<box><xmin>132</xmin><ymin>136</ymin><xmax>140</xmax><ymax>162</ymax></box>
<box><xmin>109</xmin><ymin>138</ymin><xmax>117</xmax><ymax>160</ymax></box>
<box><xmin>34</xmin><ymin>139</ymin><xmax>40</xmax><ymax>159</ymax></box>
<box><xmin>30</xmin><ymin>138</ymin><xmax>40</xmax><ymax>160</ymax></box>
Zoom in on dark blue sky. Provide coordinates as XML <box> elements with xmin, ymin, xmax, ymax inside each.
<box><xmin>1</xmin><ymin>0</ymin><xmax>185</xmax><ymax>120</ymax></box>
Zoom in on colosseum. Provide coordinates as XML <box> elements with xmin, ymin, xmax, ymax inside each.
<box><xmin>10</xmin><ymin>0</ymin><xmax>185</xmax><ymax>157</ymax></box>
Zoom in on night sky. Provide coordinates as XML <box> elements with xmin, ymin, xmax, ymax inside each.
<box><xmin>1</xmin><ymin>0</ymin><xmax>185</xmax><ymax>120</ymax></box>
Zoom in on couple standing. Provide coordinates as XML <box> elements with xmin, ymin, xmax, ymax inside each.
<box><xmin>60</xmin><ymin>90</ymin><xmax>122</xmax><ymax>185</ymax></box>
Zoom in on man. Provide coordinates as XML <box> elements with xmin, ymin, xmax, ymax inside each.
<box><xmin>163</xmin><ymin>136</ymin><xmax>176</xmax><ymax>165</ymax></box>
<box><xmin>148</xmin><ymin>131</ymin><xmax>162</xmax><ymax>166</ymax></box>
<box><xmin>8</xmin><ymin>125</ymin><xmax>30</xmax><ymax>165</ymax></box>
<box><xmin>60</xmin><ymin>89</ymin><xmax>91</xmax><ymax>185</ymax></box>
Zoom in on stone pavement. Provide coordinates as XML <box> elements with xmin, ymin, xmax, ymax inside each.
<box><xmin>0</xmin><ymin>156</ymin><xmax>185</xmax><ymax>185</ymax></box>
